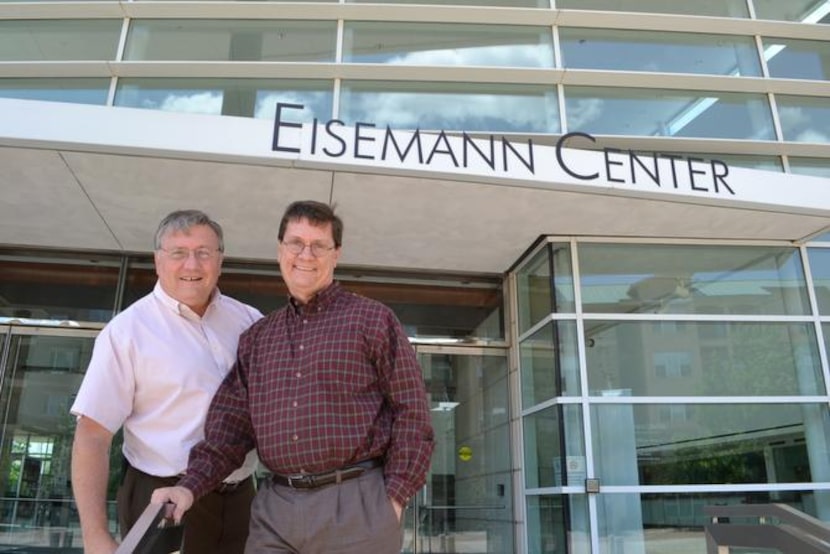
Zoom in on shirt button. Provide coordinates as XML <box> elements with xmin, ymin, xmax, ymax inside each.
<box><xmin>292</xmin><ymin>401</ymin><xmax>298</xmax><ymax>408</ymax></box>
<box><xmin>299</xmin><ymin>345</ymin><xmax>304</xmax><ymax>351</ymax></box>
<box><xmin>295</xmin><ymin>372</ymin><xmax>302</xmax><ymax>378</ymax></box>
<box><xmin>292</xmin><ymin>434</ymin><xmax>299</xmax><ymax>441</ymax></box>
<box><xmin>303</xmin><ymin>319</ymin><xmax>308</xmax><ymax>324</ymax></box>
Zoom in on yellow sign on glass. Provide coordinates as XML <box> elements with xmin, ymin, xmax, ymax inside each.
<box><xmin>458</xmin><ymin>445</ymin><xmax>473</xmax><ymax>462</ymax></box>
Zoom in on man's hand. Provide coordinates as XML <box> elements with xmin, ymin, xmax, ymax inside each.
<box><xmin>84</xmin><ymin>531</ymin><xmax>119</xmax><ymax>554</ymax></box>
<box><xmin>150</xmin><ymin>486</ymin><xmax>194</xmax><ymax>524</ymax></box>
<box><xmin>391</xmin><ymin>498</ymin><xmax>403</xmax><ymax>522</ymax></box>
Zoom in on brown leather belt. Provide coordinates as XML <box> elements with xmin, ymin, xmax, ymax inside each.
<box><xmin>271</xmin><ymin>458</ymin><xmax>383</xmax><ymax>490</ymax></box>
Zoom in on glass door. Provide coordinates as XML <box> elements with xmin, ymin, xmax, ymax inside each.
<box><xmin>403</xmin><ymin>345</ymin><xmax>513</xmax><ymax>554</ymax></box>
<box><xmin>0</xmin><ymin>324</ymin><xmax>98</xmax><ymax>552</ymax></box>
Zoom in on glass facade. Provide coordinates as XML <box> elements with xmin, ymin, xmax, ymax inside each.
<box><xmin>559</xmin><ymin>29</ymin><xmax>761</xmax><ymax>77</ymax></box>
<box><xmin>0</xmin><ymin>79</ymin><xmax>109</xmax><ymax>105</ymax></box>
<box><xmin>763</xmin><ymin>37</ymin><xmax>830</xmax><ymax>81</ymax></box>
<box><xmin>555</xmin><ymin>0</ymin><xmax>750</xmax><ymax>17</ymax></box>
<box><xmin>776</xmin><ymin>94</ymin><xmax>830</xmax><ymax>144</ymax></box>
<box><xmin>114</xmin><ymin>78</ymin><xmax>334</xmax><ymax>120</ymax></box>
<box><xmin>564</xmin><ymin>87</ymin><xmax>775</xmax><ymax>139</ymax></box>
<box><xmin>516</xmin><ymin>238</ymin><xmax>830</xmax><ymax>554</ymax></box>
<box><xmin>343</xmin><ymin>22</ymin><xmax>554</xmax><ymax>68</ymax></box>
<box><xmin>1</xmin><ymin>0</ymin><xmax>827</xmax><ymax>168</ymax></box>
<box><xmin>124</xmin><ymin>20</ymin><xmax>337</xmax><ymax>62</ymax></box>
<box><xmin>0</xmin><ymin>20</ymin><xmax>121</xmax><ymax>61</ymax></box>
<box><xmin>339</xmin><ymin>81</ymin><xmax>559</xmax><ymax>133</ymax></box>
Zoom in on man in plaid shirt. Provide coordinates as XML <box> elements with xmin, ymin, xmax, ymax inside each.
<box><xmin>154</xmin><ymin>200</ymin><xmax>434</xmax><ymax>553</ymax></box>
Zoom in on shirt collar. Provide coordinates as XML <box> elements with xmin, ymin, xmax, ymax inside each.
<box><xmin>288</xmin><ymin>281</ymin><xmax>340</xmax><ymax>315</ymax></box>
<box><xmin>153</xmin><ymin>281</ymin><xmax>220</xmax><ymax>319</ymax></box>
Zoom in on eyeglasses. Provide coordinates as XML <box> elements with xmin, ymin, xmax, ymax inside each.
<box><xmin>281</xmin><ymin>239</ymin><xmax>336</xmax><ymax>258</ymax></box>
<box><xmin>159</xmin><ymin>247</ymin><xmax>222</xmax><ymax>262</ymax></box>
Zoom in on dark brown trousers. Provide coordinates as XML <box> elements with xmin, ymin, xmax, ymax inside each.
<box><xmin>245</xmin><ymin>467</ymin><xmax>402</xmax><ymax>553</ymax></box>
<box><xmin>117</xmin><ymin>464</ymin><xmax>255</xmax><ymax>554</ymax></box>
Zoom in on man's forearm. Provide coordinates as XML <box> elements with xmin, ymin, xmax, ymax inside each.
<box><xmin>72</xmin><ymin>418</ymin><xmax>117</xmax><ymax>551</ymax></box>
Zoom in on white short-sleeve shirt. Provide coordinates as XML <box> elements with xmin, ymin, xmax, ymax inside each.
<box><xmin>71</xmin><ymin>282</ymin><xmax>263</xmax><ymax>480</ymax></box>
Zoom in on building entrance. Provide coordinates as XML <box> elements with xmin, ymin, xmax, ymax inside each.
<box><xmin>0</xmin><ymin>324</ymin><xmax>97</xmax><ymax>552</ymax></box>
<box><xmin>0</xmin><ymin>329</ymin><xmax>513</xmax><ymax>553</ymax></box>
<box><xmin>403</xmin><ymin>345</ymin><xmax>513</xmax><ymax>554</ymax></box>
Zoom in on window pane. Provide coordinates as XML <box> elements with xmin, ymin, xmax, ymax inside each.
<box><xmin>556</xmin><ymin>0</ymin><xmax>749</xmax><ymax>17</ymax></box>
<box><xmin>808</xmin><ymin>248</ymin><xmax>830</xmax><ymax>314</ymax></box>
<box><xmin>114</xmin><ymin>78</ymin><xmax>332</xmax><ymax>120</ymax></box>
<box><xmin>753</xmin><ymin>0</ymin><xmax>830</xmax><ymax>23</ymax></box>
<box><xmin>523</xmin><ymin>404</ymin><xmax>585</xmax><ymax>489</ymax></box>
<box><xmin>0</xmin><ymin>78</ymin><xmax>109</xmax><ymax>105</ymax></box>
<box><xmin>591</xmin><ymin>403</ymin><xmax>830</xmax><ymax>486</ymax></box>
<box><xmin>526</xmin><ymin>495</ymin><xmax>590</xmax><ymax>554</ymax></box>
<box><xmin>584</xmin><ymin>320</ymin><xmax>824</xmax><ymax>396</ymax></box>
<box><xmin>0</xmin><ymin>20</ymin><xmax>121</xmax><ymax>61</ymax></box>
<box><xmin>344</xmin><ymin>22</ymin><xmax>553</xmax><ymax>67</ymax></box>
<box><xmin>339</xmin><ymin>81</ymin><xmax>559</xmax><ymax>133</ymax></box>
<box><xmin>790</xmin><ymin>156</ymin><xmax>830</xmax><ymax>178</ymax></box>
<box><xmin>125</xmin><ymin>20</ymin><xmax>336</xmax><ymax>62</ymax></box>
<box><xmin>0</xmin><ymin>334</ymin><xmax>98</xmax><ymax>547</ymax></box>
<box><xmin>764</xmin><ymin>37</ymin><xmax>830</xmax><ymax>81</ymax></box>
<box><xmin>776</xmin><ymin>94</ymin><xmax>830</xmax><ymax>143</ymax></box>
<box><xmin>419</xmin><ymin>351</ymin><xmax>513</xmax><ymax>552</ymax></box>
<box><xmin>517</xmin><ymin>247</ymin><xmax>552</xmax><ymax>334</ymax></box>
<box><xmin>597</xmin><ymin>491</ymin><xmax>827</xmax><ymax>554</ymax></box>
<box><xmin>516</xmin><ymin>243</ymin><xmax>574</xmax><ymax>334</ymax></box>
<box><xmin>345</xmin><ymin>280</ymin><xmax>504</xmax><ymax>340</ymax></box>
<box><xmin>565</xmin><ymin>86</ymin><xmax>774</xmax><ymax>139</ymax></box>
<box><xmin>521</xmin><ymin>321</ymin><xmax>581</xmax><ymax>405</ymax></box>
<box><xmin>560</xmin><ymin>28</ymin><xmax>760</xmax><ymax>76</ymax></box>
<box><xmin>708</xmin><ymin>153</ymin><xmax>782</xmax><ymax>172</ymax></box>
<box><xmin>0</xmin><ymin>255</ymin><xmax>119</xmax><ymax>323</ymax></box>
<box><xmin>577</xmin><ymin>243</ymin><xmax>810</xmax><ymax>315</ymax></box>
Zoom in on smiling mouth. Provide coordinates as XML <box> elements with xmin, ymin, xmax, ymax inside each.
<box><xmin>181</xmin><ymin>277</ymin><xmax>202</xmax><ymax>281</ymax></box>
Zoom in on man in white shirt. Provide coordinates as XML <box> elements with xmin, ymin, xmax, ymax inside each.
<box><xmin>70</xmin><ymin>209</ymin><xmax>262</xmax><ymax>554</ymax></box>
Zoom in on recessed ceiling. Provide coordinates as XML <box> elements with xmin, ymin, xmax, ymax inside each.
<box><xmin>1</xmin><ymin>143</ymin><xmax>828</xmax><ymax>275</ymax></box>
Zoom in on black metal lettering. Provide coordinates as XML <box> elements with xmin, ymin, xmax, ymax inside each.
<box><xmin>556</xmin><ymin>132</ymin><xmax>598</xmax><ymax>180</ymax></box>
<box><xmin>272</xmin><ymin>102</ymin><xmax>304</xmax><ymax>153</ymax></box>
<box><xmin>463</xmin><ymin>132</ymin><xmax>495</xmax><ymax>170</ymax></box>
<box><xmin>353</xmin><ymin>122</ymin><xmax>376</xmax><ymax>160</ymax></box>
<box><xmin>322</xmin><ymin>119</ymin><xmax>347</xmax><ymax>157</ymax></box>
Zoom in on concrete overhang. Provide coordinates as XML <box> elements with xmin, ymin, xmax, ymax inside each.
<box><xmin>1</xmin><ymin>98</ymin><xmax>829</xmax><ymax>275</ymax></box>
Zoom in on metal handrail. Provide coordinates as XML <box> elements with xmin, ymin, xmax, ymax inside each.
<box><xmin>704</xmin><ymin>503</ymin><xmax>830</xmax><ymax>554</ymax></box>
<box><xmin>420</xmin><ymin>504</ymin><xmax>506</xmax><ymax>510</ymax></box>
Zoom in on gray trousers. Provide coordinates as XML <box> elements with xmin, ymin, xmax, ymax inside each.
<box><xmin>245</xmin><ymin>467</ymin><xmax>403</xmax><ymax>553</ymax></box>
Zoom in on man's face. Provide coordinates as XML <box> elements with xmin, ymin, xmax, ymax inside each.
<box><xmin>278</xmin><ymin>218</ymin><xmax>341</xmax><ymax>304</ymax></box>
<box><xmin>154</xmin><ymin>224</ymin><xmax>223</xmax><ymax>315</ymax></box>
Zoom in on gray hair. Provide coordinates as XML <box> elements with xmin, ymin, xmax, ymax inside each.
<box><xmin>154</xmin><ymin>209</ymin><xmax>225</xmax><ymax>251</ymax></box>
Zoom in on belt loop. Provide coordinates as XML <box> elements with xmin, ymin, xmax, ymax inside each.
<box><xmin>335</xmin><ymin>470</ymin><xmax>342</xmax><ymax>484</ymax></box>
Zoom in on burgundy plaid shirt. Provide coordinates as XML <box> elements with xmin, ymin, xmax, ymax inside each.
<box><xmin>180</xmin><ymin>282</ymin><xmax>434</xmax><ymax>505</ymax></box>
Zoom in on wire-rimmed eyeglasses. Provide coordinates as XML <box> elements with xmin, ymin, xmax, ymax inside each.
<box><xmin>281</xmin><ymin>239</ymin><xmax>336</xmax><ymax>257</ymax></box>
<box><xmin>158</xmin><ymin>247</ymin><xmax>222</xmax><ymax>262</ymax></box>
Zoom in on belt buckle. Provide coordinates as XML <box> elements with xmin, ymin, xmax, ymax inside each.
<box><xmin>286</xmin><ymin>474</ymin><xmax>306</xmax><ymax>489</ymax></box>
